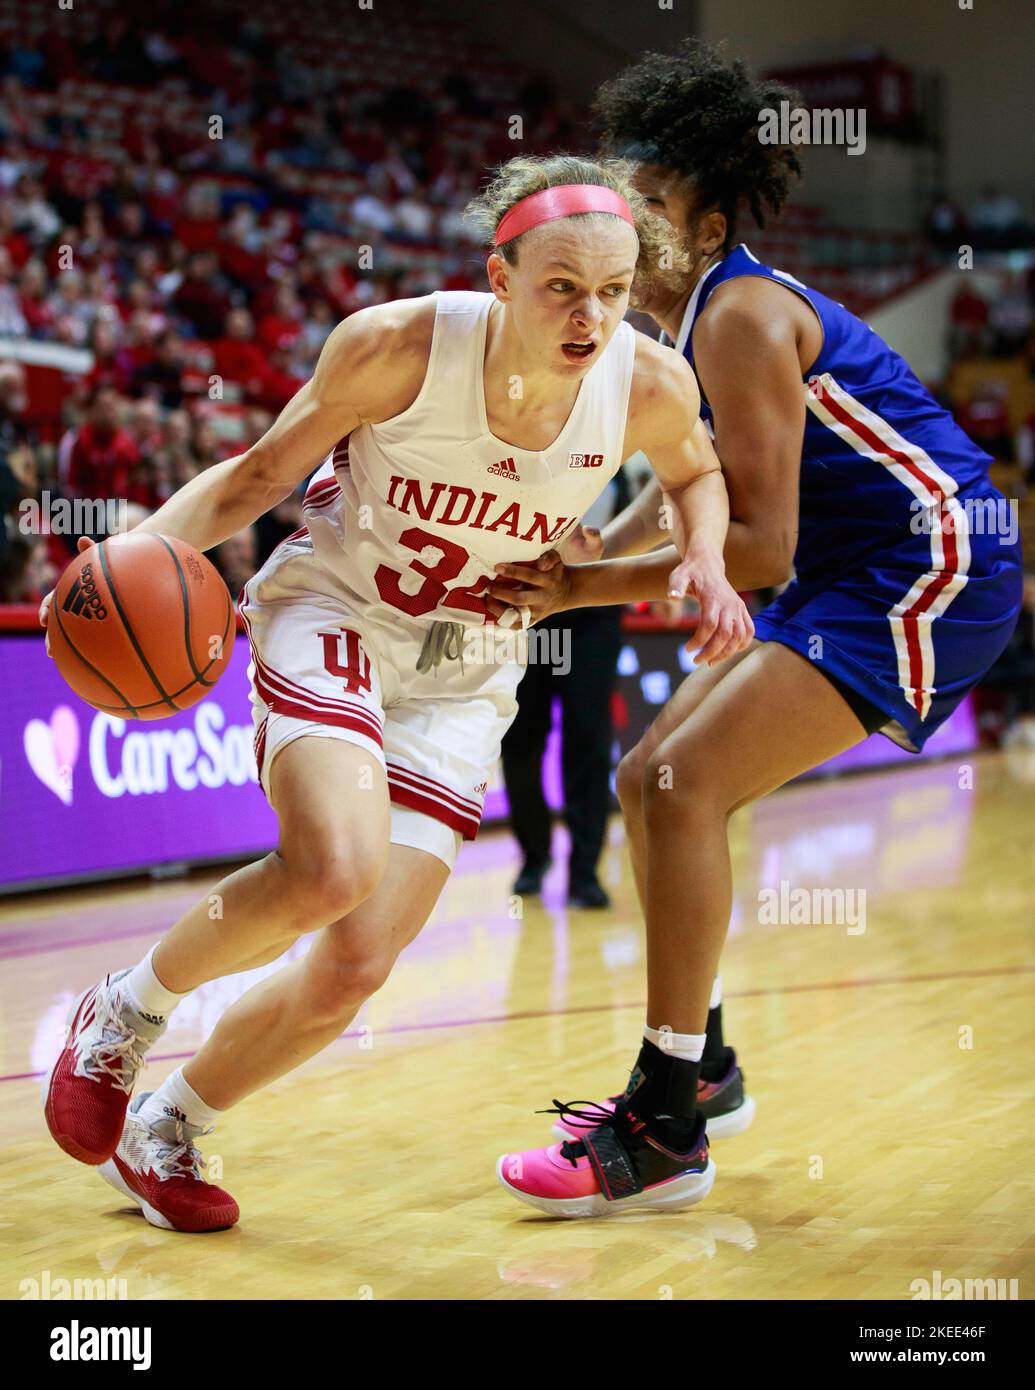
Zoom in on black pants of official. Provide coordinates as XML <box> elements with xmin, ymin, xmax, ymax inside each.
<box><xmin>501</xmin><ymin>607</ymin><xmax>624</xmax><ymax>885</ymax></box>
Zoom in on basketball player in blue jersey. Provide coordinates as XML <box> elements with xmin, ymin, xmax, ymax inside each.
<box><xmin>494</xmin><ymin>41</ymin><xmax>1023</xmax><ymax>1216</ymax></box>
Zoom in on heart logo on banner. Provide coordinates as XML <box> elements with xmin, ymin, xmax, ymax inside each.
<box><xmin>24</xmin><ymin>705</ymin><xmax>81</xmax><ymax>806</ymax></box>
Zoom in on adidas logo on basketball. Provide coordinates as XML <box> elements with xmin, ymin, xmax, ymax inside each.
<box><xmin>62</xmin><ymin>563</ymin><xmax>108</xmax><ymax>620</ymax></box>
<box><xmin>568</xmin><ymin>452</ymin><xmax>604</xmax><ymax>468</ymax></box>
<box><xmin>487</xmin><ymin>457</ymin><xmax>520</xmax><ymax>479</ymax></box>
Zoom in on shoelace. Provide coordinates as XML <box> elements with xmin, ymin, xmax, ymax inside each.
<box><xmin>415</xmin><ymin>621</ymin><xmax>466</xmax><ymax>675</ymax></box>
<box><xmin>151</xmin><ymin>1116</ymin><xmax>216</xmax><ymax>1184</ymax></box>
<box><xmin>537</xmin><ymin>1099</ymin><xmax>643</xmax><ymax>1168</ymax></box>
<box><xmin>85</xmin><ymin>1028</ymin><xmax>148</xmax><ymax>1095</ymax></box>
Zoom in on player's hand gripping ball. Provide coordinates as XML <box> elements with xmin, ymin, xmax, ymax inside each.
<box><xmin>44</xmin><ymin>532</ymin><xmax>234</xmax><ymax>720</ymax></box>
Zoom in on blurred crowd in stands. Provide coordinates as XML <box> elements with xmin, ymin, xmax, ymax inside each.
<box><xmin>0</xmin><ymin>0</ymin><xmax>1032</xmax><ymax>742</ymax></box>
<box><xmin>0</xmin><ymin>0</ymin><xmax>579</xmax><ymax>602</ymax></box>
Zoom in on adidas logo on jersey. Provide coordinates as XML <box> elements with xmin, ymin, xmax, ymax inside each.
<box><xmin>62</xmin><ymin>564</ymin><xmax>107</xmax><ymax>620</ymax></box>
<box><xmin>568</xmin><ymin>452</ymin><xmax>604</xmax><ymax>469</ymax></box>
<box><xmin>487</xmin><ymin>457</ymin><xmax>520</xmax><ymax>480</ymax></box>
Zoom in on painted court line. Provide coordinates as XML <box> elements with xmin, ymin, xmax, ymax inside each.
<box><xmin>3</xmin><ymin>961</ymin><xmax>1032</xmax><ymax>1084</ymax></box>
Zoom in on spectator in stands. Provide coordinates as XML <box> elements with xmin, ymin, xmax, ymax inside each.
<box><xmin>924</xmin><ymin>191</ymin><xmax>966</xmax><ymax>253</ymax></box>
<box><xmin>0</xmin><ymin>362</ymin><xmax>33</xmax><ymax>564</ymax></box>
<box><xmin>212</xmin><ymin>525</ymin><xmax>258</xmax><ymax>598</ymax></box>
<box><xmin>0</xmin><ymin>360</ymin><xmax>29</xmax><ymax>455</ymax></box>
<box><xmin>59</xmin><ymin>384</ymin><xmax>140</xmax><ymax>508</ymax></box>
<box><xmin>298</xmin><ymin>297</ymin><xmax>335</xmax><ymax>369</ymax></box>
<box><xmin>955</xmin><ymin>379</ymin><xmax>1013</xmax><ymax>462</ymax></box>
<box><xmin>9</xmin><ymin>175</ymin><xmax>62</xmax><ymax>246</ymax></box>
<box><xmin>1016</xmin><ymin>407</ymin><xmax>1035</xmax><ymax>488</ymax></box>
<box><xmin>988</xmin><ymin>274</ymin><xmax>1034</xmax><ymax>357</ymax></box>
<box><xmin>258</xmin><ymin>284</ymin><xmax>304</xmax><ymax>354</ymax></box>
<box><xmin>133</xmin><ymin>329</ymin><xmax>186</xmax><ymax>409</ymax></box>
<box><xmin>948</xmin><ymin>282</ymin><xmax>990</xmax><ymax>358</ymax></box>
<box><xmin>47</xmin><ymin>269</ymin><xmax>100</xmax><ymax>347</ymax></box>
<box><xmin>0</xmin><ymin>533</ymin><xmax>57</xmax><ymax>603</ymax></box>
<box><xmin>18</xmin><ymin>258</ymin><xmax>55</xmax><ymax>337</ymax></box>
<box><xmin>0</xmin><ymin>246</ymin><xmax>28</xmax><ymax>337</ymax></box>
<box><xmin>173</xmin><ymin>251</ymin><xmax>232</xmax><ymax>340</ymax></box>
<box><xmin>211</xmin><ymin>307</ymin><xmax>268</xmax><ymax>397</ymax></box>
<box><xmin>968</xmin><ymin>186</ymin><xmax>1026</xmax><ymax>250</ymax></box>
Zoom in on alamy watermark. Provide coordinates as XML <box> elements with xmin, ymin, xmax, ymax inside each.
<box><xmin>19</xmin><ymin>491</ymin><xmax>128</xmax><ymax>537</ymax></box>
<box><xmin>910</xmin><ymin>1269</ymin><xmax>1019</xmax><ymax>1300</ymax></box>
<box><xmin>758</xmin><ymin>101</ymin><xmax>866</xmax><ymax>156</ymax></box>
<box><xmin>757</xmin><ymin>880</ymin><xmax>866</xmax><ymax>934</ymax></box>
<box><xmin>910</xmin><ymin>495</ymin><xmax>1018</xmax><ymax>546</ymax></box>
<box><xmin>19</xmin><ymin>1270</ymin><xmax>128</xmax><ymax>1300</ymax></box>
<box><xmin>447</xmin><ymin>623</ymin><xmax>572</xmax><ymax>674</ymax></box>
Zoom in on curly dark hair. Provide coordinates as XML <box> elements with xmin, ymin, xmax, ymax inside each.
<box><xmin>594</xmin><ymin>38</ymin><xmax>803</xmax><ymax>246</ymax></box>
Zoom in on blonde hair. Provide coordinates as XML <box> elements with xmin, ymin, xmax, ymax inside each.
<box><xmin>465</xmin><ymin>154</ymin><xmax>689</xmax><ymax>306</ymax></box>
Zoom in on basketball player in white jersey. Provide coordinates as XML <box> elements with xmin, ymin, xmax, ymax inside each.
<box><xmin>40</xmin><ymin>155</ymin><xmax>753</xmax><ymax>1232</ymax></box>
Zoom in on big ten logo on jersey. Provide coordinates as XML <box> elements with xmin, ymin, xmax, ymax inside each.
<box><xmin>568</xmin><ymin>452</ymin><xmax>604</xmax><ymax>469</ymax></box>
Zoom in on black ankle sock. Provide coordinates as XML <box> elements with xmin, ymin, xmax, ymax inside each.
<box><xmin>622</xmin><ymin>1038</ymin><xmax>700</xmax><ymax>1125</ymax></box>
<box><xmin>703</xmin><ymin>1003</ymin><xmax>725</xmax><ymax>1064</ymax></box>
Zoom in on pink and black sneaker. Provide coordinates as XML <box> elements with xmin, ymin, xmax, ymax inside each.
<box><xmin>550</xmin><ymin>1049</ymin><xmax>755</xmax><ymax>1144</ymax></box>
<box><xmin>98</xmin><ymin>1093</ymin><xmax>239</xmax><ymax>1233</ymax></box>
<box><xmin>43</xmin><ymin>970</ymin><xmax>166</xmax><ymax>1165</ymax></box>
<box><xmin>497</xmin><ymin>1102</ymin><xmax>715</xmax><ymax>1219</ymax></box>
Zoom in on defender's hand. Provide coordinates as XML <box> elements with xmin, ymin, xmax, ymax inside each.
<box><xmin>485</xmin><ymin>551</ymin><xmax>573</xmax><ymax>626</ymax></box>
<box><xmin>668</xmin><ymin>551</ymin><xmax>754</xmax><ymax>667</ymax></box>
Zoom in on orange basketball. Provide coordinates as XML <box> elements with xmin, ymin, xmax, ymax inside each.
<box><xmin>47</xmin><ymin>532</ymin><xmax>235</xmax><ymax>720</ymax></box>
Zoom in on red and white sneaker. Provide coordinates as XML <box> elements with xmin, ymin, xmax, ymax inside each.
<box><xmin>497</xmin><ymin>1102</ymin><xmax>715</xmax><ymax>1219</ymax></box>
<box><xmin>98</xmin><ymin>1093</ymin><xmax>239</xmax><ymax>1233</ymax></box>
<box><xmin>550</xmin><ymin>1051</ymin><xmax>755</xmax><ymax>1143</ymax></box>
<box><xmin>43</xmin><ymin>970</ymin><xmax>166</xmax><ymax>1165</ymax></box>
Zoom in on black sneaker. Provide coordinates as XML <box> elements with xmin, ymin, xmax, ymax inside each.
<box><xmin>698</xmin><ymin>1048</ymin><xmax>756</xmax><ymax>1138</ymax></box>
<box><xmin>513</xmin><ymin>860</ymin><xmax>548</xmax><ymax>896</ymax></box>
<box><xmin>567</xmin><ymin>878</ymin><xmax>610</xmax><ymax>909</ymax></box>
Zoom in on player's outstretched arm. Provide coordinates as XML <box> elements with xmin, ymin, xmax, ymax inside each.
<box><xmin>131</xmin><ymin>300</ymin><xmax>433</xmax><ymax>555</ymax></box>
<box><xmin>36</xmin><ymin>300</ymin><xmax>434</xmax><ymax>639</ymax></box>
<box><xmin>596</xmin><ymin>475</ymin><xmax>667</xmax><ymax>559</ymax></box>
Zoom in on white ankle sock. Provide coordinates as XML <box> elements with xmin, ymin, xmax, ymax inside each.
<box><xmin>122</xmin><ymin>945</ymin><xmax>187</xmax><ymax>1024</ymax></box>
<box><xmin>138</xmin><ymin>1067</ymin><xmax>222</xmax><ymax>1131</ymax></box>
<box><xmin>643</xmin><ymin>1025</ymin><xmax>706</xmax><ymax>1062</ymax></box>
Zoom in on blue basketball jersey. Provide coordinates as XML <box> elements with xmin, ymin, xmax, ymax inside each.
<box><xmin>671</xmin><ymin>244</ymin><xmax>1022</xmax><ymax>752</ymax></box>
<box><xmin>674</xmin><ymin>244</ymin><xmax>993</xmax><ymax>581</ymax></box>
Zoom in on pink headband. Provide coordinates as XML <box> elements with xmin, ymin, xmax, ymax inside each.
<box><xmin>494</xmin><ymin>184</ymin><xmax>635</xmax><ymax>247</ymax></box>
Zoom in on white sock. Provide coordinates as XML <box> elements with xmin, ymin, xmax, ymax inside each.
<box><xmin>709</xmin><ymin>974</ymin><xmax>722</xmax><ymax>1011</ymax></box>
<box><xmin>122</xmin><ymin>944</ymin><xmax>188</xmax><ymax>1024</ymax></box>
<box><xmin>643</xmin><ymin>1025</ymin><xmax>706</xmax><ymax>1062</ymax></box>
<box><xmin>138</xmin><ymin>1067</ymin><xmax>222</xmax><ymax>1132</ymax></box>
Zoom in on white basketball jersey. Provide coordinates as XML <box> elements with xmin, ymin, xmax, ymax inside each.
<box><xmin>301</xmin><ymin>290</ymin><xmax>637</xmax><ymax>626</ymax></box>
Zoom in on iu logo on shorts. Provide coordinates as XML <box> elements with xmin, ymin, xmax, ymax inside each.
<box><xmin>319</xmin><ymin>628</ymin><xmax>373</xmax><ymax>695</ymax></box>
<box><xmin>568</xmin><ymin>452</ymin><xmax>604</xmax><ymax>468</ymax></box>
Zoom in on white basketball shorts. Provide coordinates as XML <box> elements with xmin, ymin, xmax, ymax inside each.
<box><xmin>237</xmin><ymin>533</ymin><xmax>523</xmax><ymax>869</ymax></box>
